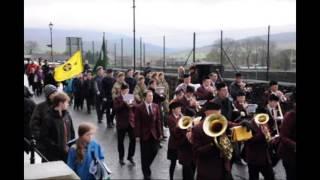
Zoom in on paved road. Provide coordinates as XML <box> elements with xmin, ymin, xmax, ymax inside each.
<box><xmin>32</xmin><ymin>95</ymin><xmax>286</xmax><ymax>180</ymax></box>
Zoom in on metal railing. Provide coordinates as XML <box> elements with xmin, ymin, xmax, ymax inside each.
<box><xmin>24</xmin><ymin>137</ymin><xmax>49</xmax><ymax>164</ymax></box>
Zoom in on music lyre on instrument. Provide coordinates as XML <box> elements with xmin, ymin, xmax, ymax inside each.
<box><xmin>155</xmin><ymin>86</ymin><xmax>165</xmax><ymax>94</ymax></box>
<box><xmin>123</xmin><ymin>94</ymin><xmax>134</xmax><ymax>105</ymax></box>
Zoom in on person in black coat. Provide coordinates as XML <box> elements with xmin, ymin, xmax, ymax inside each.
<box><xmin>84</xmin><ymin>60</ymin><xmax>91</xmax><ymax>73</ymax></box>
<box><xmin>213</xmin><ymin>82</ymin><xmax>234</xmax><ymax>121</ymax></box>
<box><xmin>101</xmin><ymin>69</ymin><xmax>116</xmax><ymax>127</ymax></box>
<box><xmin>83</xmin><ymin>72</ymin><xmax>95</xmax><ymax>114</ymax></box>
<box><xmin>72</xmin><ymin>74</ymin><xmax>84</xmax><ymax>111</ymax></box>
<box><xmin>24</xmin><ymin>86</ymin><xmax>36</xmax><ymax>153</ymax></box>
<box><xmin>30</xmin><ymin>84</ymin><xmax>58</xmax><ymax>149</ymax></box>
<box><xmin>125</xmin><ymin>69</ymin><xmax>137</xmax><ymax>94</ymax></box>
<box><xmin>44</xmin><ymin>68</ymin><xmax>57</xmax><ymax>87</ymax></box>
<box><xmin>40</xmin><ymin>92</ymin><xmax>75</xmax><ymax>162</ymax></box>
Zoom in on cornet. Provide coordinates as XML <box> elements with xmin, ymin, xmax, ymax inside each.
<box><xmin>178</xmin><ymin>116</ymin><xmax>202</xmax><ymax>130</ymax></box>
<box><xmin>203</xmin><ymin>113</ymin><xmax>233</xmax><ymax>160</ymax></box>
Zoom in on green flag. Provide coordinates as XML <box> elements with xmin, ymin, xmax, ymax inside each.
<box><xmin>93</xmin><ymin>32</ymin><xmax>108</xmax><ymax>72</ymax></box>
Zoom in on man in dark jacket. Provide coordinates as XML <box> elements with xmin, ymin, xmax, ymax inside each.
<box><xmin>41</xmin><ymin>60</ymin><xmax>50</xmax><ymax>77</ymax></box>
<box><xmin>102</xmin><ymin>68</ymin><xmax>116</xmax><ymax>127</ymax></box>
<box><xmin>213</xmin><ymin>82</ymin><xmax>234</xmax><ymax>121</ymax></box>
<box><xmin>40</xmin><ymin>92</ymin><xmax>75</xmax><ymax>162</ymax></box>
<box><xmin>83</xmin><ymin>71</ymin><xmax>95</xmax><ymax>114</ymax></box>
<box><xmin>24</xmin><ymin>86</ymin><xmax>36</xmax><ymax>153</ymax></box>
<box><xmin>229</xmin><ymin>73</ymin><xmax>246</xmax><ymax>100</ymax></box>
<box><xmin>113</xmin><ymin>84</ymin><xmax>136</xmax><ymax>165</ymax></box>
<box><xmin>94</xmin><ymin>66</ymin><xmax>105</xmax><ymax>123</ymax></box>
<box><xmin>30</xmin><ymin>84</ymin><xmax>58</xmax><ymax>141</ymax></box>
<box><xmin>125</xmin><ymin>69</ymin><xmax>137</xmax><ymax>94</ymax></box>
<box><xmin>84</xmin><ymin>60</ymin><xmax>91</xmax><ymax>73</ymax></box>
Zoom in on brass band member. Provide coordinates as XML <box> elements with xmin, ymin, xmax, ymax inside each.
<box><xmin>261</xmin><ymin>94</ymin><xmax>282</xmax><ymax>137</ymax></box>
<box><xmin>170</xmin><ymin>89</ymin><xmax>184</xmax><ymax>104</ymax></box>
<box><xmin>242</xmin><ymin>116</ymin><xmax>276</xmax><ymax>180</ymax></box>
<box><xmin>229</xmin><ymin>73</ymin><xmax>249</xmax><ymax>100</ymax></box>
<box><xmin>176</xmin><ymin>74</ymin><xmax>193</xmax><ymax>93</ymax></box>
<box><xmin>177</xmin><ymin>85</ymin><xmax>197</xmax><ymax>117</ymax></box>
<box><xmin>167</xmin><ymin>102</ymin><xmax>183</xmax><ymax>180</ymax></box>
<box><xmin>213</xmin><ymin>82</ymin><xmax>234</xmax><ymax>120</ymax></box>
<box><xmin>191</xmin><ymin>102</ymin><xmax>233</xmax><ymax>180</ymax></box>
<box><xmin>208</xmin><ymin>72</ymin><xmax>221</xmax><ymax>88</ymax></box>
<box><xmin>134</xmin><ymin>90</ymin><xmax>163</xmax><ymax>180</ymax></box>
<box><xmin>278</xmin><ymin>93</ymin><xmax>296</xmax><ymax>180</ymax></box>
<box><xmin>133</xmin><ymin>76</ymin><xmax>147</xmax><ymax>104</ymax></box>
<box><xmin>232</xmin><ymin>91</ymin><xmax>249</xmax><ymax>123</ymax></box>
<box><xmin>263</xmin><ymin>80</ymin><xmax>287</xmax><ymax>105</ymax></box>
<box><xmin>113</xmin><ymin>84</ymin><xmax>136</xmax><ymax>166</ymax></box>
<box><xmin>195</xmin><ymin>76</ymin><xmax>215</xmax><ymax>101</ymax></box>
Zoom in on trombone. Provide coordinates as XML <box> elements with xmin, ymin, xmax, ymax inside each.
<box><xmin>254</xmin><ymin>113</ymin><xmax>279</xmax><ymax>142</ymax></box>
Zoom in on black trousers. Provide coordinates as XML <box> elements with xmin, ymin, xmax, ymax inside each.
<box><xmin>117</xmin><ymin>126</ymin><xmax>136</xmax><ymax>160</ymax></box>
<box><xmin>95</xmin><ymin>96</ymin><xmax>104</xmax><ymax>121</ymax></box>
<box><xmin>140</xmin><ymin>138</ymin><xmax>160</xmax><ymax>179</ymax></box>
<box><xmin>182</xmin><ymin>162</ymin><xmax>195</xmax><ymax>180</ymax></box>
<box><xmin>85</xmin><ymin>96</ymin><xmax>94</xmax><ymax>113</ymax></box>
<box><xmin>105</xmin><ymin>99</ymin><xmax>115</xmax><ymax>125</ymax></box>
<box><xmin>248</xmin><ymin>164</ymin><xmax>275</xmax><ymax>180</ymax></box>
<box><xmin>283</xmin><ymin>159</ymin><xmax>296</xmax><ymax>180</ymax></box>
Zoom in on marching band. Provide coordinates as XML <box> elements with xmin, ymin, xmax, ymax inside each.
<box><xmin>29</xmin><ymin>64</ymin><xmax>295</xmax><ymax>180</ymax></box>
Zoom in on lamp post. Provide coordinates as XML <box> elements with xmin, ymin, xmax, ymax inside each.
<box><xmin>49</xmin><ymin>22</ymin><xmax>53</xmax><ymax>62</ymax></box>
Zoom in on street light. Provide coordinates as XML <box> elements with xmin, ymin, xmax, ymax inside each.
<box><xmin>49</xmin><ymin>22</ymin><xmax>53</xmax><ymax>62</ymax></box>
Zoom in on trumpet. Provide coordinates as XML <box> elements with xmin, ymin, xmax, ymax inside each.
<box><xmin>203</xmin><ymin>113</ymin><xmax>233</xmax><ymax>160</ymax></box>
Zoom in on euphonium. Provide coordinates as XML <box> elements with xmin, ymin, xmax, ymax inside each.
<box><xmin>254</xmin><ymin>113</ymin><xmax>272</xmax><ymax>142</ymax></box>
<box><xmin>203</xmin><ymin>113</ymin><xmax>233</xmax><ymax>160</ymax></box>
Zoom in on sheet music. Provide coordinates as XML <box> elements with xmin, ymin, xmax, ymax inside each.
<box><xmin>123</xmin><ymin>94</ymin><xmax>134</xmax><ymax>104</ymax></box>
<box><xmin>246</xmin><ymin>104</ymin><xmax>258</xmax><ymax>114</ymax></box>
<box><xmin>155</xmin><ymin>86</ymin><xmax>165</xmax><ymax>94</ymax></box>
<box><xmin>197</xmin><ymin>100</ymin><xmax>207</xmax><ymax>106</ymax></box>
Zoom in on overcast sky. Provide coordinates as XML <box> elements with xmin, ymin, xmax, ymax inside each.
<box><xmin>25</xmin><ymin>0</ymin><xmax>295</xmax><ymax>37</ymax></box>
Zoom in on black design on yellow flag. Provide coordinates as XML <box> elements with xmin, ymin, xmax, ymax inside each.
<box><xmin>54</xmin><ymin>51</ymin><xmax>83</xmax><ymax>82</ymax></box>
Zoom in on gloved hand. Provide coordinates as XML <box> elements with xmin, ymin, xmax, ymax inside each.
<box><xmin>240</xmin><ymin>120</ymin><xmax>254</xmax><ymax>132</ymax></box>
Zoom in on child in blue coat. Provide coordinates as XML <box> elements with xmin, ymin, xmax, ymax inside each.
<box><xmin>67</xmin><ymin>122</ymin><xmax>110</xmax><ymax>180</ymax></box>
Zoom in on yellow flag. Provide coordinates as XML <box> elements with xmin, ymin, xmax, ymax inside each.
<box><xmin>54</xmin><ymin>51</ymin><xmax>84</xmax><ymax>82</ymax></box>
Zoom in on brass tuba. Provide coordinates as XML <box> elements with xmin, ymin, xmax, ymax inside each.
<box><xmin>203</xmin><ymin>113</ymin><xmax>233</xmax><ymax>160</ymax></box>
<box><xmin>254</xmin><ymin>113</ymin><xmax>272</xmax><ymax>142</ymax></box>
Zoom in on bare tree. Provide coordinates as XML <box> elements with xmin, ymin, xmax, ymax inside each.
<box><xmin>24</xmin><ymin>41</ymin><xmax>39</xmax><ymax>55</ymax></box>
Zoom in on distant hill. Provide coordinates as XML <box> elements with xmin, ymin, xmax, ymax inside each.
<box><xmin>24</xmin><ymin>28</ymin><xmax>177</xmax><ymax>55</ymax></box>
<box><xmin>169</xmin><ymin>32</ymin><xmax>296</xmax><ymax>59</ymax></box>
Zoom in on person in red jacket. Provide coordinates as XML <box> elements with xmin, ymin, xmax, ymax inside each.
<box><xmin>278</xmin><ymin>93</ymin><xmax>296</xmax><ymax>180</ymax></box>
<box><xmin>167</xmin><ymin>102</ymin><xmax>183</xmax><ymax>180</ymax></box>
<box><xmin>134</xmin><ymin>90</ymin><xmax>162</xmax><ymax>180</ymax></box>
<box><xmin>113</xmin><ymin>84</ymin><xmax>136</xmax><ymax>166</ymax></box>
